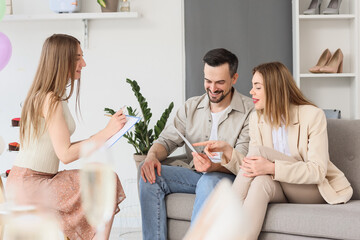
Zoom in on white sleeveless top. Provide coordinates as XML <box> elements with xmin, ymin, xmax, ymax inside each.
<box><xmin>14</xmin><ymin>101</ymin><xmax>76</xmax><ymax>174</ymax></box>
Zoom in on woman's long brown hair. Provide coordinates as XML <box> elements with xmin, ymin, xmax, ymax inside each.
<box><xmin>253</xmin><ymin>62</ymin><xmax>315</xmax><ymax>128</ymax></box>
<box><xmin>20</xmin><ymin>34</ymin><xmax>81</xmax><ymax>145</ymax></box>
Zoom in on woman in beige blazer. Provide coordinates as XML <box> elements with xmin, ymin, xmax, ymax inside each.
<box><xmin>193</xmin><ymin>62</ymin><xmax>353</xmax><ymax>240</ymax></box>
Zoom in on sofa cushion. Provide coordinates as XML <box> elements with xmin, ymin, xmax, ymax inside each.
<box><xmin>166</xmin><ymin>192</ymin><xmax>360</xmax><ymax>240</ymax></box>
<box><xmin>166</xmin><ymin>193</ymin><xmax>195</xmax><ymax>221</ymax></box>
<box><xmin>262</xmin><ymin>200</ymin><xmax>360</xmax><ymax>240</ymax></box>
<box><xmin>168</xmin><ymin>218</ymin><xmax>191</xmax><ymax>240</ymax></box>
<box><xmin>327</xmin><ymin>119</ymin><xmax>360</xmax><ymax>200</ymax></box>
<box><xmin>259</xmin><ymin>232</ymin><xmax>332</xmax><ymax>240</ymax></box>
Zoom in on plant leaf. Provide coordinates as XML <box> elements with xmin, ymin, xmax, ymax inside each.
<box><xmin>104</xmin><ymin>108</ymin><xmax>116</xmax><ymax>115</ymax></box>
<box><xmin>122</xmin><ymin>78</ymin><xmax>174</xmax><ymax>154</ymax></box>
<box><xmin>154</xmin><ymin>102</ymin><xmax>174</xmax><ymax>139</ymax></box>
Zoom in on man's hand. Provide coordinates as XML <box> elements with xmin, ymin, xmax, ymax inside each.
<box><xmin>240</xmin><ymin>156</ymin><xmax>275</xmax><ymax>177</ymax></box>
<box><xmin>192</xmin><ymin>152</ymin><xmax>214</xmax><ymax>172</ymax></box>
<box><xmin>193</xmin><ymin>140</ymin><xmax>233</xmax><ymax>160</ymax></box>
<box><xmin>141</xmin><ymin>155</ymin><xmax>162</xmax><ymax>184</ymax></box>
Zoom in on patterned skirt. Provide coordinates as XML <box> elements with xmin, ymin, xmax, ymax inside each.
<box><xmin>6</xmin><ymin>166</ymin><xmax>126</xmax><ymax>240</ymax></box>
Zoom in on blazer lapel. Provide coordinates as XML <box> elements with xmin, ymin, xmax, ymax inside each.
<box><xmin>287</xmin><ymin>105</ymin><xmax>302</xmax><ymax>160</ymax></box>
<box><xmin>258</xmin><ymin>115</ymin><xmax>273</xmax><ymax>148</ymax></box>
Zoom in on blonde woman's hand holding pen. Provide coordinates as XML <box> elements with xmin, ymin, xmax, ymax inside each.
<box><xmin>104</xmin><ymin>106</ymin><xmax>127</xmax><ymax>137</ymax></box>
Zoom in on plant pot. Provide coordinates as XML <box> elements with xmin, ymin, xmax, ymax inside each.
<box><xmin>133</xmin><ymin>154</ymin><xmax>147</xmax><ymax>168</ymax></box>
<box><xmin>101</xmin><ymin>0</ymin><xmax>119</xmax><ymax>12</ymax></box>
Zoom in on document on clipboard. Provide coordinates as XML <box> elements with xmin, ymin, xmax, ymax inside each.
<box><xmin>104</xmin><ymin>115</ymin><xmax>140</xmax><ymax>148</ymax></box>
<box><xmin>174</xmin><ymin>127</ymin><xmax>198</xmax><ymax>153</ymax></box>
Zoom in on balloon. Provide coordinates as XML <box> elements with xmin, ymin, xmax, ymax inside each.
<box><xmin>0</xmin><ymin>136</ymin><xmax>5</xmax><ymax>155</ymax></box>
<box><xmin>0</xmin><ymin>0</ymin><xmax>5</xmax><ymax>22</ymax></box>
<box><xmin>0</xmin><ymin>32</ymin><xmax>12</xmax><ymax>71</ymax></box>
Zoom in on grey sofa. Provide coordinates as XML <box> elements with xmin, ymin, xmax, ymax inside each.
<box><xmin>140</xmin><ymin>119</ymin><xmax>360</xmax><ymax>240</ymax></box>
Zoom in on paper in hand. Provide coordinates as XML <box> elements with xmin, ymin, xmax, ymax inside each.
<box><xmin>174</xmin><ymin>127</ymin><xmax>198</xmax><ymax>153</ymax></box>
<box><xmin>104</xmin><ymin>115</ymin><xmax>140</xmax><ymax>148</ymax></box>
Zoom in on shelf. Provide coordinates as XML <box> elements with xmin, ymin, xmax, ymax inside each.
<box><xmin>1</xmin><ymin>12</ymin><xmax>140</xmax><ymax>49</ymax></box>
<box><xmin>299</xmin><ymin>14</ymin><xmax>355</xmax><ymax>20</ymax></box>
<box><xmin>2</xmin><ymin>12</ymin><xmax>139</xmax><ymax>21</ymax></box>
<box><xmin>300</xmin><ymin>73</ymin><xmax>356</xmax><ymax>78</ymax></box>
<box><xmin>293</xmin><ymin>0</ymin><xmax>359</xmax><ymax>119</ymax></box>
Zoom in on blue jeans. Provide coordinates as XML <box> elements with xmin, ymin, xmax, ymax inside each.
<box><xmin>139</xmin><ymin>165</ymin><xmax>235</xmax><ymax>240</ymax></box>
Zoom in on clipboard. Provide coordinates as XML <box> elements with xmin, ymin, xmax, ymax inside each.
<box><xmin>174</xmin><ymin>127</ymin><xmax>198</xmax><ymax>153</ymax></box>
<box><xmin>104</xmin><ymin>115</ymin><xmax>140</xmax><ymax>148</ymax></box>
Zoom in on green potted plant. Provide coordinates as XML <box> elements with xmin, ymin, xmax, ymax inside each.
<box><xmin>97</xmin><ymin>0</ymin><xmax>118</xmax><ymax>12</ymax></box>
<box><xmin>104</xmin><ymin>78</ymin><xmax>174</xmax><ymax>167</ymax></box>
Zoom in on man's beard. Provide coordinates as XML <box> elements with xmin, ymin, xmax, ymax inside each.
<box><xmin>206</xmin><ymin>88</ymin><xmax>231</xmax><ymax>103</ymax></box>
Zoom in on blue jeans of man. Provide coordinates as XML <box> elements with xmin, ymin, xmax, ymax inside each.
<box><xmin>139</xmin><ymin>165</ymin><xmax>235</xmax><ymax>240</ymax></box>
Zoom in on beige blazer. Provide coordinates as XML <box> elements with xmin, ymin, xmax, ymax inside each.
<box><xmin>223</xmin><ymin>104</ymin><xmax>353</xmax><ymax>204</ymax></box>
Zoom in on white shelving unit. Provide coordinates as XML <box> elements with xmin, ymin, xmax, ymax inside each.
<box><xmin>292</xmin><ymin>0</ymin><xmax>359</xmax><ymax>119</ymax></box>
<box><xmin>2</xmin><ymin>12</ymin><xmax>140</xmax><ymax>48</ymax></box>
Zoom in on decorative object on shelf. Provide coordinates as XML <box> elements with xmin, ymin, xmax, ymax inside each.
<box><xmin>0</xmin><ymin>170</ymin><xmax>11</xmax><ymax>178</ymax></box>
<box><xmin>120</xmin><ymin>0</ymin><xmax>130</xmax><ymax>12</ymax></box>
<box><xmin>323</xmin><ymin>0</ymin><xmax>342</xmax><ymax>14</ymax></box>
<box><xmin>97</xmin><ymin>0</ymin><xmax>106</xmax><ymax>8</ymax></box>
<box><xmin>11</xmin><ymin>117</ymin><xmax>20</xmax><ymax>127</ymax></box>
<box><xmin>5</xmin><ymin>0</ymin><xmax>12</xmax><ymax>15</ymax></box>
<box><xmin>49</xmin><ymin>0</ymin><xmax>80</xmax><ymax>13</ymax></box>
<box><xmin>8</xmin><ymin>142</ymin><xmax>20</xmax><ymax>151</ymax></box>
<box><xmin>0</xmin><ymin>32</ymin><xmax>12</xmax><ymax>71</ymax></box>
<box><xmin>303</xmin><ymin>0</ymin><xmax>322</xmax><ymax>15</ymax></box>
<box><xmin>0</xmin><ymin>0</ymin><xmax>5</xmax><ymax>21</ymax></box>
<box><xmin>99</xmin><ymin>0</ymin><xmax>119</xmax><ymax>12</ymax></box>
<box><xmin>104</xmin><ymin>78</ymin><xmax>174</xmax><ymax>159</ymax></box>
<box><xmin>319</xmin><ymin>48</ymin><xmax>343</xmax><ymax>73</ymax></box>
<box><xmin>0</xmin><ymin>136</ymin><xmax>5</xmax><ymax>155</ymax></box>
<box><xmin>309</xmin><ymin>48</ymin><xmax>343</xmax><ymax>73</ymax></box>
<box><xmin>309</xmin><ymin>48</ymin><xmax>331</xmax><ymax>73</ymax></box>
<box><xmin>323</xmin><ymin>109</ymin><xmax>341</xmax><ymax>119</ymax></box>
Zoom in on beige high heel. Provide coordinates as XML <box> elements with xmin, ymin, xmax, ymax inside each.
<box><xmin>309</xmin><ymin>48</ymin><xmax>331</xmax><ymax>73</ymax></box>
<box><xmin>320</xmin><ymin>48</ymin><xmax>343</xmax><ymax>73</ymax></box>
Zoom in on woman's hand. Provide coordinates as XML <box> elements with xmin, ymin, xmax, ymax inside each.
<box><xmin>241</xmin><ymin>156</ymin><xmax>275</xmax><ymax>177</ymax></box>
<box><xmin>193</xmin><ymin>140</ymin><xmax>233</xmax><ymax>160</ymax></box>
<box><xmin>105</xmin><ymin>109</ymin><xmax>127</xmax><ymax>136</ymax></box>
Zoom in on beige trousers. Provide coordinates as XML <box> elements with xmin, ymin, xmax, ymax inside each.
<box><xmin>232</xmin><ymin>146</ymin><xmax>326</xmax><ymax>240</ymax></box>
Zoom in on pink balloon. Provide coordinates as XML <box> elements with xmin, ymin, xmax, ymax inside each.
<box><xmin>0</xmin><ymin>32</ymin><xmax>12</xmax><ymax>71</ymax></box>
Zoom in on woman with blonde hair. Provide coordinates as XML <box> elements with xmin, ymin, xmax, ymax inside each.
<box><xmin>193</xmin><ymin>62</ymin><xmax>353</xmax><ymax>239</ymax></box>
<box><xmin>6</xmin><ymin>34</ymin><xmax>126</xmax><ymax>240</ymax></box>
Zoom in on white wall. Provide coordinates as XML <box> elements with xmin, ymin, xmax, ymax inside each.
<box><xmin>0</xmin><ymin>0</ymin><xmax>185</xmax><ymax>185</ymax></box>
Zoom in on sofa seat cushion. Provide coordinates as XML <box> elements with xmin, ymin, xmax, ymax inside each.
<box><xmin>166</xmin><ymin>193</ymin><xmax>195</xmax><ymax>221</ymax></box>
<box><xmin>263</xmin><ymin>200</ymin><xmax>360</xmax><ymax>240</ymax></box>
<box><xmin>166</xmin><ymin>193</ymin><xmax>360</xmax><ymax>240</ymax></box>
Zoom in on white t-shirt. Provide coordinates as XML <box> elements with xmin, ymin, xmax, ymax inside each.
<box><xmin>209</xmin><ymin>106</ymin><xmax>230</xmax><ymax>163</ymax></box>
<box><xmin>272</xmin><ymin>125</ymin><xmax>291</xmax><ymax>156</ymax></box>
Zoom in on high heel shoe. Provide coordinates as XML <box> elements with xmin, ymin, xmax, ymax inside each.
<box><xmin>322</xmin><ymin>0</ymin><xmax>342</xmax><ymax>14</ymax></box>
<box><xmin>309</xmin><ymin>48</ymin><xmax>331</xmax><ymax>73</ymax></box>
<box><xmin>320</xmin><ymin>48</ymin><xmax>343</xmax><ymax>73</ymax></box>
<box><xmin>303</xmin><ymin>0</ymin><xmax>322</xmax><ymax>15</ymax></box>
